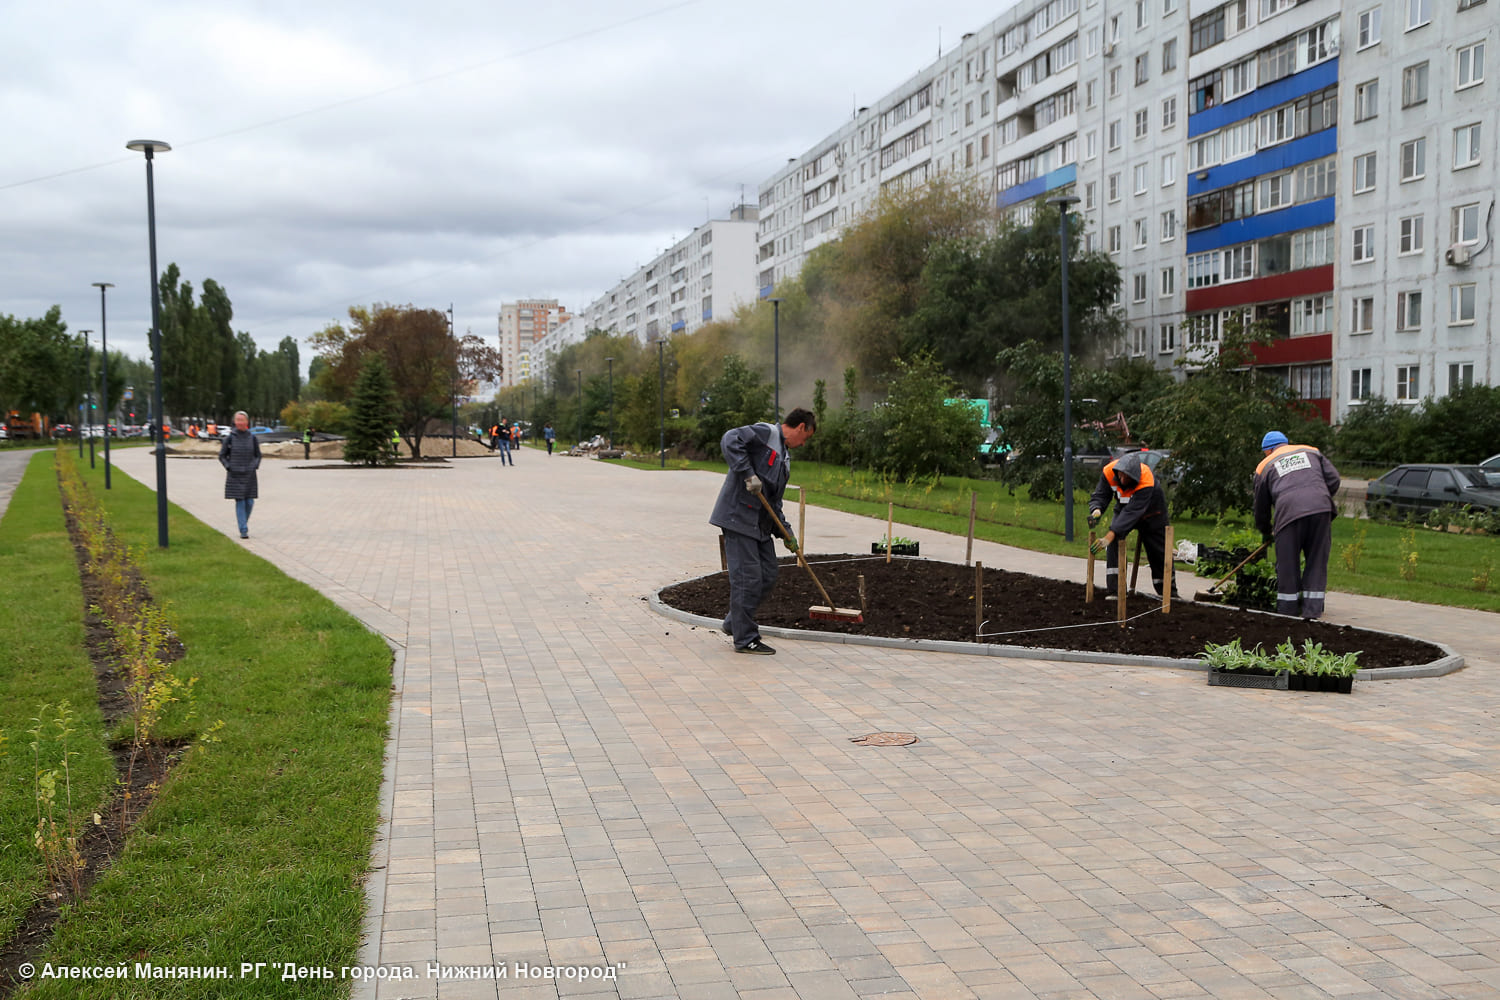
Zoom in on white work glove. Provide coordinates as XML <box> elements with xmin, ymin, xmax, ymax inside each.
<box><xmin>744</xmin><ymin>475</ymin><xmax>763</xmax><ymax>496</ymax></box>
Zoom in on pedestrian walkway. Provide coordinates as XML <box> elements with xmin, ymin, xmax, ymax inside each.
<box><xmin>0</xmin><ymin>448</ymin><xmax>44</xmax><ymax>521</ymax></box>
<box><xmin>112</xmin><ymin>447</ymin><xmax>1500</xmax><ymax>1000</ymax></box>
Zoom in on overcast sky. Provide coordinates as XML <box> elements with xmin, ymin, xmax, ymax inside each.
<box><xmin>3</xmin><ymin>0</ymin><xmax>1014</xmax><ymax>374</ymax></box>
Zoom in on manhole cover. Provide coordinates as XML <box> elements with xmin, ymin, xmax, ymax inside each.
<box><xmin>849</xmin><ymin>732</ymin><xmax>919</xmax><ymax>746</ymax></box>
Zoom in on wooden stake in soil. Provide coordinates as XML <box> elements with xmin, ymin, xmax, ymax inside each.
<box><xmin>718</xmin><ymin>534</ymin><xmax>727</xmax><ymax>572</ymax></box>
<box><xmin>1163</xmin><ymin>525</ymin><xmax>1174</xmax><ymax>615</ymax></box>
<box><xmin>974</xmin><ymin>561</ymin><xmax>984</xmax><ymax>639</ymax></box>
<box><xmin>798</xmin><ymin>485</ymin><xmax>806</xmax><ymax>553</ymax></box>
<box><xmin>965</xmin><ymin>491</ymin><xmax>977</xmax><ymax>566</ymax></box>
<box><xmin>1085</xmin><ymin>530</ymin><xmax>1096</xmax><ymax>603</ymax></box>
<box><xmin>886</xmin><ymin>502</ymin><xmax>893</xmax><ymax>564</ymax></box>
<box><xmin>1130</xmin><ymin>533</ymin><xmax>1144</xmax><ymax>593</ymax></box>
<box><xmin>1117</xmin><ymin>537</ymin><xmax>1128</xmax><ymax>627</ymax></box>
<box><xmin>857</xmin><ymin>574</ymin><xmax>866</xmax><ymax>614</ymax></box>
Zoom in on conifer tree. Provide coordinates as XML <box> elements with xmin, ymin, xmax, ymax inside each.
<box><xmin>344</xmin><ymin>354</ymin><xmax>400</xmax><ymax>466</ymax></box>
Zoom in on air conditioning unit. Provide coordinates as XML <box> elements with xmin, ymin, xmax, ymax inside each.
<box><xmin>1446</xmin><ymin>243</ymin><xmax>1473</xmax><ymax>266</ymax></box>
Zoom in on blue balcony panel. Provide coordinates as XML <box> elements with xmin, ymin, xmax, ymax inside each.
<box><xmin>1185</xmin><ymin>196</ymin><xmax>1335</xmax><ymax>254</ymax></box>
<box><xmin>996</xmin><ymin>162</ymin><xmax>1077</xmax><ymax>209</ymax></box>
<box><xmin>1187</xmin><ymin>129</ymin><xmax>1336</xmax><ymax>197</ymax></box>
<box><xmin>1187</xmin><ymin>59</ymin><xmax>1339</xmax><ymax>138</ymax></box>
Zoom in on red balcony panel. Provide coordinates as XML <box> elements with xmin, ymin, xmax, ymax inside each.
<box><xmin>1247</xmin><ymin>332</ymin><xmax>1332</xmax><ymax>366</ymax></box>
<box><xmin>1184</xmin><ymin>265</ymin><xmax>1334</xmax><ymax>313</ymax></box>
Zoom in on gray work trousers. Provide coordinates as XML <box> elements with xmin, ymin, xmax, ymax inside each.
<box><xmin>722</xmin><ymin>529</ymin><xmax>778</xmax><ymax>650</ymax></box>
<box><xmin>1275</xmin><ymin>513</ymin><xmax>1332</xmax><ymax>618</ymax></box>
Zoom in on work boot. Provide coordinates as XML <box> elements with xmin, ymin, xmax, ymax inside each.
<box><xmin>721</xmin><ymin>618</ymin><xmax>731</xmax><ymax>635</ymax></box>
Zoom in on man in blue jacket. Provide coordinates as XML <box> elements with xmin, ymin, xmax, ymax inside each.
<box><xmin>709</xmin><ymin>408</ymin><xmax>816</xmax><ymax>654</ymax></box>
<box><xmin>1253</xmin><ymin>430</ymin><xmax>1341</xmax><ymax>618</ymax></box>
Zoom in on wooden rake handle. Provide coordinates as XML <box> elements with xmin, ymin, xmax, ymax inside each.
<box><xmin>755</xmin><ymin>492</ymin><xmax>838</xmax><ymax>610</ymax></box>
<box><xmin>1206</xmin><ymin>542</ymin><xmax>1269</xmax><ymax>594</ymax></box>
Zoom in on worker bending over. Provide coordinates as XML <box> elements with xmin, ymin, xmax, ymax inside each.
<box><xmin>1088</xmin><ymin>451</ymin><xmax>1175</xmax><ymax>601</ymax></box>
<box><xmin>1253</xmin><ymin>430</ymin><xmax>1341</xmax><ymax>619</ymax></box>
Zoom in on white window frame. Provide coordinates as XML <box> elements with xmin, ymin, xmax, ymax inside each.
<box><xmin>1456</xmin><ymin>41</ymin><xmax>1484</xmax><ymax>89</ymax></box>
<box><xmin>1453</xmin><ymin>123</ymin><xmax>1482</xmax><ymax>169</ymax></box>
<box><xmin>1158</xmin><ymin>322</ymin><xmax>1176</xmax><ymax>354</ymax></box>
<box><xmin>1450</xmin><ymin>283</ymin><xmax>1477</xmax><ymax>325</ymax></box>
<box><xmin>1406</xmin><ymin>0</ymin><xmax>1430</xmax><ymax>30</ymax></box>
<box><xmin>1398</xmin><ymin>215</ymin><xmax>1424</xmax><ymax>255</ymax></box>
<box><xmin>1357</xmin><ymin>7</ymin><xmax>1381</xmax><ymax>49</ymax></box>
<box><xmin>1133</xmin><ymin>218</ymin><xmax>1149</xmax><ymax>247</ymax></box>
<box><xmin>1354</xmin><ymin>80</ymin><xmax>1380</xmax><ymax>122</ymax></box>
<box><xmin>1160</xmin><ymin>209</ymin><xmax>1178</xmax><ymax>241</ymax></box>
<box><xmin>1161</xmin><ymin>152</ymin><xmax>1177</xmax><ymax>186</ymax></box>
<box><xmin>1351</xmin><ymin>296</ymin><xmax>1375</xmax><ymax>334</ymax></box>
<box><xmin>1403</xmin><ymin>62</ymin><xmax>1429</xmax><ymax>107</ymax></box>
<box><xmin>1396</xmin><ymin>364</ymin><xmax>1420</xmax><ymax>402</ymax></box>
<box><xmin>1160</xmin><ymin>266</ymin><xmax>1176</xmax><ymax>297</ymax></box>
<box><xmin>1397</xmin><ymin>290</ymin><xmax>1422</xmax><ymax>330</ymax></box>
<box><xmin>1134</xmin><ymin>109</ymin><xmax>1150</xmax><ymax>139</ymax></box>
<box><xmin>1353</xmin><ymin>152</ymin><xmax>1377</xmax><ymax>193</ymax></box>
<box><xmin>1350</xmin><ymin>367</ymin><xmax>1373</xmax><ymax>400</ymax></box>
<box><xmin>1352</xmin><ymin>225</ymin><xmax>1376</xmax><ymax>263</ymax></box>
<box><xmin>1453</xmin><ymin>203</ymin><xmax>1481</xmax><ymax>245</ymax></box>
<box><xmin>1161</xmin><ymin>96</ymin><xmax>1177</xmax><ymax>130</ymax></box>
<box><xmin>1400</xmin><ymin>137</ymin><xmax>1426</xmax><ymax>181</ymax></box>
<box><xmin>1133</xmin><ymin>273</ymin><xmax>1149</xmax><ymax>303</ymax></box>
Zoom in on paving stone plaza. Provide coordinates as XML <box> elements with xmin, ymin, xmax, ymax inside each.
<box><xmin>90</xmin><ymin>448</ymin><xmax>1500</xmax><ymax>999</ymax></box>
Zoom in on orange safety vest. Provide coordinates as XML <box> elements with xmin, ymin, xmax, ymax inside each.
<box><xmin>1255</xmin><ymin>442</ymin><xmax>1322</xmax><ymax>476</ymax></box>
<box><xmin>1104</xmin><ymin>459</ymin><xmax>1155</xmax><ymax>502</ymax></box>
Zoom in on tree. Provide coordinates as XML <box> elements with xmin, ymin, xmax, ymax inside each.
<box><xmin>310</xmin><ymin>304</ymin><xmax>501</xmax><ymax>458</ymax></box>
<box><xmin>871</xmin><ymin>352</ymin><xmax>984</xmax><ymax>482</ymax></box>
<box><xmin>280</xmin><ymin>399</ymin><xmax>350</xmax><ymax>435</ymax></box>
<box><xmin>0</xmin><ymin>306</ymin><xmax>74</xmax><ymax>419</ymax></box>
<box><xmin>694</xmin><ymin>355</ymin><xmax>773</xmax><ymax>451</ymax></box>
<box><xmin>343</xmin><ymin>355</ymin><xmax>399</xmax><ymax>466</ymax></box>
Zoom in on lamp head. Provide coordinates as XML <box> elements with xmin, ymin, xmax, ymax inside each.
<box><xmin>126</xmin><ymin>140</ymin><xmax>172</xmax><ymax>155</ymax></box>
<box><xmin>92</xmin><ymin>282</ymin><xmax>115</xmax><ymax>290</ymax></box>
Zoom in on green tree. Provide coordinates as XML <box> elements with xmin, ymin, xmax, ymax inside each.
<box><xmin>871</xmin><ymin>352</ymin><xmax>984</xmax><ymax>482</ymax></box>
<box><xmin>1333</xmin><ymin>397</ymin><xmax>1421</xmax><ymax>466</ymax></box>
<box><xmin>0</xmin><ymin>306</ymin><xmax>74</xmax><ymax>420</ymax></box>
<box><xmin>694</xmin><ymin>355</ymin><xmax>773</xmax><ymax>451</ymax></box>
<box><xmin>343</xmin><ymin>355</ymin><xmax>399</xmax><ymax>466</ymax></box>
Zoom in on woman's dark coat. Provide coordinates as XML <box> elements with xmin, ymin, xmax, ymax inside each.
<box><xmin>219</xmin><ymin>429</ymin><xmax>261</xmax><ymax>500</ymax></box>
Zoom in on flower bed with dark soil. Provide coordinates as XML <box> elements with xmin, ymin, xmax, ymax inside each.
<box><xmin>658</xmin><ymin>555</ymin><xmax>1444</xmax><ymax>669</ymax></box>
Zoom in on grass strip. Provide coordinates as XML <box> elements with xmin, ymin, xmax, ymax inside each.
<box><xmin>20</xmin><ymin>454</ymin><xmax>392</xmax><ymax>998</ymax></box>
<box><xmin>0</xmin><ymin>453</ymin><xmax>116</xmax><ymax>942</ymax></box>
<box><xmin>612</xmin><ymin>455</ymin><xmax>1500</xmax><ymax>613</ymax></box>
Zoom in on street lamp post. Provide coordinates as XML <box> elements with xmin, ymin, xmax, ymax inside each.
<box><xmin>1047</xmin><ymin>194</ymin><xmax>1082</xmax><ymax>543</ymax></box>
<box><xmin>127</xmin><ymin>139</ymin><xmax>172</xmax><ymax>548</ymax></box>
<box><xmin>769</xmin><ymin>297</ymin><xmax>783</xmax><ymax>420</ymax></box>
<box><xmin>656</xmin><ymin>339</ymin><xmax>665</xmax><ymax>469</ymax></box>
<box><xmin>93</xmin><ymin>282</ymin><xmax>115</xmax><ymax>488</ymax></box>
<box><xmin>604</xmin><ymin>357</ymin><xmax>615</xmax><ymax>447</ymax></box>
<box><xmin>575</xmin><ymin>369</ymin><xmax>583</xmax><ymax>446</ymax></box>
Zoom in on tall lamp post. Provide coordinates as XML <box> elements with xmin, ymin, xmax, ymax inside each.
<box><xmin>127</xmin><ymin>139</ymin><xmax>172</xmax><ymax>549</ymax></box>
<box><xmin>604</xmin><ymin>357</ymin><xmax>615</xmax><ymax>447</ymax></box>
<box><xmin>769</xmin><ymin>297</ymin><xmax>783</xmax><ymax>420</ymax></box>
<box><xmin>656</xmin><ymin>338</ymin><xmax>665</xmax><ymax>469</ymax></box>
<box><xmin>575</xmin><ymin>368</ymin><xmax>583</xmax><ymax>446</ymax></box>
<box><xmin>93</xmin><ymin>282</ymin><xmax>115</xmax><ymax>488</ymax></box>
<box><xmin>1047</xmin><ymin>194</ymin><xmax>1082</xmax><ymax>542</ymax></box>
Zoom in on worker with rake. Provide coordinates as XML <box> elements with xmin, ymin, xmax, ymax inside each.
<box><xmin>709</xmin><ymin>408</ymin><xmax>816</xmax><ymax>655</ymax></box>
<box><xmin>1253</xmin><ymin>430</ymin><xmax>1341</xmax><ymax>619</ymax></box>
<box><xmin>1088</xmin><ymin>451</ymin><xmax>1175</xmax><ymax>602</ymax></box>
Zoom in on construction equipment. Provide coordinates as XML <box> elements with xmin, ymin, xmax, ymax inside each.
<box><xmin>1194</xmin><ymin>542</ymin><xmax>1269</xmax><ymax>600</ymax></box>
<box><xmin>754</xmin><ymin>492</ymin><xmax>863</xmax><ymax>623</ymax></box>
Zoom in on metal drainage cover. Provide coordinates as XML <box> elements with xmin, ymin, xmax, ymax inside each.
<box><xmin>850</xmin><ymin>732</ymin><xmax>919</xmax><ymax>746</ymax></box>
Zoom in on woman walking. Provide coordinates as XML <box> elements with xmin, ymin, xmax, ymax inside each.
<box><xmin>219</xmin><ymin>410</ymin><xmax>262</xmax><ymax>538</ymax></box>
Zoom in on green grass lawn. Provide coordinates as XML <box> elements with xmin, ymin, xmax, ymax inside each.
<box><xmin>2</xmin><ymin>451</ymin><xmax>393</xmax><ymax>997</ymax></box>
<box><xmin>612</xmin><ymin>454</ymin><xmax>1500</xmax><ymax>613</ymax></box>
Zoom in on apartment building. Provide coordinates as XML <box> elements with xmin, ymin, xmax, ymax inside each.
<box><xmin>530</xmin><ymin>207</ymin><xmax>760</xmax><ymax>385</ymax></box>
<box><xmin>1335</xmin><ymin>0</ymin><xmax>1496</xmax><ymax>417</ymax></box>
<box><xmin>497</xmin><ymin>299</ymin><xmax>570</xmax><ymax>388</ymax></box>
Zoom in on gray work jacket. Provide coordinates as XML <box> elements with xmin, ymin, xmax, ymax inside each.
<box><xmin>709</xmin><ymin>422</ymin><xmax>790</xmax><ymax>540</ymax></box>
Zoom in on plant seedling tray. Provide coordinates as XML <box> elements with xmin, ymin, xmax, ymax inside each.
<box><xmin>1207</xmin><ymin>666</ymin><xmax>1289</xmax><ymax>690</ymax></box>
<box><xmin>872</xmin><ymin>542</ymin><xmax>920</xmax><ymax>556</ymax></box>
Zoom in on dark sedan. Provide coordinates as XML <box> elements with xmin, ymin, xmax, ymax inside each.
<box><xmin>1365</xmin><ymin>464</ymin><xmax>1500</xmax><ymax>517</ymax></box>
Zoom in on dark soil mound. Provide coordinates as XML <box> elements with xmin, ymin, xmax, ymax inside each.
<box><xmin>659</xmin><ymin>555</ymin><xmax>1443</xmax><ymax>669</ymax></box>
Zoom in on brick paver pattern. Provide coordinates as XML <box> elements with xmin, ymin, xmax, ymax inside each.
<box><xmin>111</xmin><ymin>447</ymin><xmax>1500</xmax><ymax>1000</ymax></box>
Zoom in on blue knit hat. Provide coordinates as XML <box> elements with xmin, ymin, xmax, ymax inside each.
<box><xmin>1261</xmin><ymin>430</ymin><xmax>1288</xmax><ymax>450</ymax></box>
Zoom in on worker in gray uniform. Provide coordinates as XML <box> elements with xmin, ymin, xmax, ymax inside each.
<box><xmin>708</xmin><ymin>408</ymin><xmax>816</xmax><ymax>654</ymax></box>
<box><xmin>1253</xmin><ymin>430</ymin><xmax>1341</xmax><ymax>619</ymax></box>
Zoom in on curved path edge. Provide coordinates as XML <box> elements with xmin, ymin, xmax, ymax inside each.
<box><xmin>649</xmin><ymin>584</ymin><xmax>1465</xmax><ymax>680</ymax></box>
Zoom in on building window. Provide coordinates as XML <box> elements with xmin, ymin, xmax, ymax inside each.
<box><xmin>1403</xmin><ymin>62</ymin><xmax>1429</xmax><ymax>106</ymax></box>
<box><xmin>1449</xmin><ymin>363</ymin><xmax>1475</xmax><ymax>392</ymax></box>
<box><xmin>1161</xmin><ymin>152</ymin><xmax>1177</xmax><ymax>186</ymax></box>
<box><xmin>1400</xmin><ymin>138</ymin><xmax>1426</xmax><ymax>181</ymax></box>
<box><xmin>1189</xmin><ymin>70</ymin><xmax>1220</xmax><ymax>113</ymax></box>
<box><xmin>1223</xmin><ymin>244</ymin><xmax>1255</xmax><ymax>281</ymax></box>
<box><xmin>1108</xmin><ymin>120</ymin><xmax>1122</xmax><ymax>150</ymax></box>
<box><xmin>1109</xmin><ymin>66</ymin><xmax>1121</xmax><ymax>97</ymax></box>
<box><xmin>1291</xmin><ymin>226</ymin><xmax>1333</xmax><ymax>268</ymax></box>
<box><xmin>1453</xmin><ymin>203</ymin><xmax>1481</xmax><ymax>244</ymax></box>
<box><xmin>1132</xmin><ymin>326</ymin><xmax>1149</xmax><ymax>356</ymax></box>
<box><xmin>1352</xmin><ymin>225</ymin><xmax>1376</xmax><ymax>262</ymax></box>
<box><xmin>1290</xmin><ymin>364</ymin><xmax>1332</xmax><ymax>401</ymax></box>
<box><xmin>1162</xmin><ymin>96</ymin><xmax>1177</xmax><ymax>129</ymax></box>
<box><xmin>1190</xmin><ymin>7</ymin><xmax>1225</xmax><ymax>54</ymax></box>
<box><xmin>1108</xmin><ymin>225</ymin><xmax>1122</xmax><ymax>253</ymax></box>
<box><xmin>1258</xmin><ymin>105</ymin><xmax>1293</xmax><ymax>147</ymax></box>
<box><xmin>1158</xmin><ymin>323</ymin><xmax>1176</xmax><ymax>353</ymax></box>
<box><xmin>1189</xmin><ymin>132</ymin><xmax>1219</xmax><ymax>170</ymax></box>
<box><xmin>1399</xmin><ymin>215</ymin><xmax>1424</xmax><ymax>255</ymax></box>
<box><xmin>1085</xmin><ymin>131</ymin><xmax>1098</xmax><ymax>160</ymax></box>
<box><xmin>1134</xmin><ymin>163</ymin><xmax>1149</xmax><ymax>194</ymax></box>
<box><xmin>1406</xmin><ymin>0</ymin><xmax>1430</xmax><ymax>29</ymax></box>
<box><xmin>1352</xmin><ymin>297</ymin><xmax>1375</xmax><ymax>334</ymax></box>
<box><xmin>1164</xmin><ymin>0</ymin><xmax>1178</xmax><ymax>13</ymax></box>
<box><xmin>1186</xmin><ymin>251</ymin><xmax>1221</xmax><ymax>287</ymax></box>
<box><xmin>1291</xmin><ymin>295</ymin><xmax>1333</xmax><ymax>335</ymax></box>
<box><xmin>1160</xmin><ymin>209</ymin><xmax>1178</xmax><ymax>241</ymax></box>
<box><xmin>1396</xmin><ymin>365</ymin><xmax>1421</xmax><ymax>401</ymax></box>
<box><xmin>1357</xmin><ymin>7</ymin><xmax>1382</xmax><ymax>48</ymax></box>
<box><xmin>1162</xmin><ymin>38</ymin><xmax>1178</xmax><ymax>72</ymax></box>
<box><xmin>1350</xmin><ymin>368</ymin><xmax>1373</xmax><ymax>400</ymax></box>
<box><xmin>965</xmin><ymin>101</ymin><xmax>974</xmax><ymax>126</ymax></box>
<box><xmin>1260</xmin><ymin>172</ymin><xmax>1292</xmax><ymax>210</ymax></box>
<box><xmin>1085</xmin><ymin>80</ymin><xmax>1097</xmax><ymax>109</ymax></box>
<box><xmin>1353</xmin><ymin>152</ymin><xmax>1377</xmax><ymax>193</ymax></box>
<box><xmin>1134</xmin><ymin>109</ymin><xmax>1150</xmax><ymax>139</ymax></box>
<box><xmin>1135</xmin><ymin>53</ymin><xmax>1150</xmax><ymax>86</ymax></box>
<box><xmin>1453</xmin><ymin>123</ymin><xmax>1482</xmax><ymax>168</ymax></box>
<box><xmin>1258</xmin><ymin>38</ymin><xmax>1296</xmax><ymax>85</ymax></box>
<box><xmin>1108</xmin><ymin>172</ymin><xmax>1121</xmax><ymax>202</ymax></box>
<box><xmin>1222</xmin><ymin>58</ymin><xmax>1256</xmax><ymax>101</ymax></box>
<box><xmin>1354</xmin><ymin>80</ymin><xmax>1380</xmax><ymax>122</ymax></box>
<box><xmin>1134</xmin><ymin>218</ymin><xmax>1149</xmax><ymax>246</ymax></box>
<box><xmin>1451</xmin><ymin>283</ymin><xmax>1477</xmax><ymax>324</ymax></box>
<box><xmin>1457</xmin><ymin>41</ymin><xmax>1485</xmax><ymax>89</ymax></box>
<box><xmin>1160</xmin><ymin>267</ymin><xmax>1176</xmax><ymax>296</ymax></box>
<box><xmin>1133</xmin><ymin>273</ymin><xmax>1148</xmax><ymax>302</ymax></box>
<box><xmin>1397</xmin><ymin>291</ymin><xmax>1422</xmax><ymax>330</ymax></box>
<box><xmin>1085</xmin><ymin>181</ymin><xmax>1097</xmax><ymax>209</ymax></box>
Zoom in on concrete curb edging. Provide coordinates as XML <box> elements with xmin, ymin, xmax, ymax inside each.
<box><xmin>648</xmin><ymin>586</ymin><xmax>1465</xmax><ymax>680</ymax></box>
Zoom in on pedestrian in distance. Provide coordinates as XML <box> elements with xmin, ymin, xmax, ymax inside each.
<box><xmin>302</xmin><ymin>426</ymin><xmax>312</xmax><ymax>460</ymax></box>
<box><xmin>544</xmin><ymin>422</ymin><xmax>555</xmax><ymax>455</ymax></box>
<box><xmin>709</xmin><ymin>408</ymin><xmax>816</xmax><ymax>654</ymax></box>
<box><xmin>495</xmin><ymin>417</ymin><xmax>514</xmax><ymax>466</ymax></box>
<box><xmin>1088</xmin><ymin>450</ymin><xmax>1176</xmax><ymax>601</ymax></box>
<box><xmin>489</xmin><ymin>423</ymin><xmax>501</xmax><ymax>451</ymax></box>
<box><xmin>390</xmin><ymin>427</ymin><xmax>401</xmax><ymax>460</ymax></box>
<box><xmin>1253</xmin><ymin>430</ymin><xmax>1341</xmax><ymax>619</ymax></box>
<box><xmin>219</xmin><ymin>410</ymin><xmax>262</xmax><ymax>539</ymax></box>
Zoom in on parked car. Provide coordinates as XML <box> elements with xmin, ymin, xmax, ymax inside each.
<box><xmin>250</xmin><ymin>425</ymin><xmax>274</xmax><ymax>435</ymax></box>
<box><xmin>1365</xmin><ymin>464</ymin><xmax>1500</xmax><ymax>517</ymax></box>
<box><xmin>1480</xmin><ymin>453</ymin><xmax>1500</xmax><ymax>478</ymax></box>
